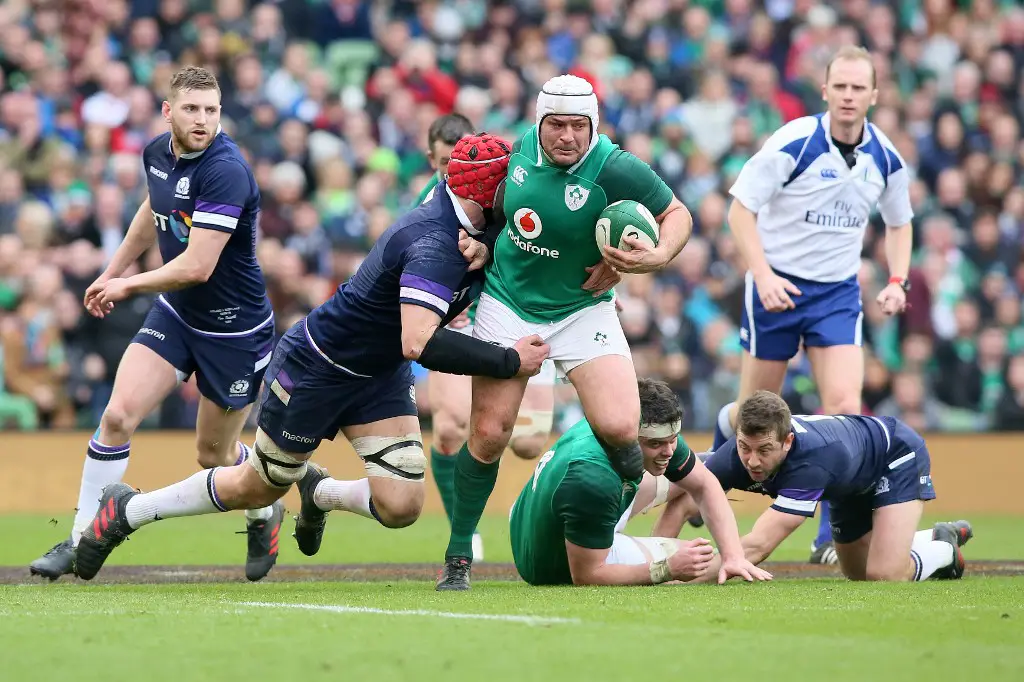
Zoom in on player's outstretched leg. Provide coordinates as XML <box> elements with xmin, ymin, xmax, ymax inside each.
<box><xmin>74</xmin><ymin>430</ymin><xmax>302</xmax><ymax>580</ymax></box>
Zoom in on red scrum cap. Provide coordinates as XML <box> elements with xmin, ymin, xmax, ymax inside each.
<box><xmin>446</xmin><ymin>133</ymin><xmax>512</xmax><ymax>209</ymax></box>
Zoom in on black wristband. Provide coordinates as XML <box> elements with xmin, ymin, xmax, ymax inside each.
<box><xmin>418</xmin><ymin>327</ymin><xmax>521</xmax><ymax>379</ymax></box>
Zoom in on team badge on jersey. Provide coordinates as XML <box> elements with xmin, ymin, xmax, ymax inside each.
<box><xmin>564</xmin><ymin>184</ymin><xmax>589</xmax><ymax>211</ymax></box>
<box><xmin>513</xmin><ymin>207</ymin><xmax>543</xmax><ymax>239</ymax></box>
<box><xmin>174</xmin><ymin>177</ymin><xmax>191</xmax><ymax>199</ymax></box>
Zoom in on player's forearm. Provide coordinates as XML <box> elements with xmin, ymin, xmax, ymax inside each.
<box><xmin>727</xmin><ymin>200</ymin><xmax>772</xmax><ymax>277</ymax></box>
<box><xmin>104</xmin><ymin>197</ymin><xmax>156</xmax><ymax>278</ymax></box>
<box><xmin>124</xmin><ymin>254</ymin><xmax>209</xmax><ymax>295</ymax></box>
<box><xmin>571</xmin><ymin>560</ymin><xmax>658</xmax><ymax>586</ymax></box>
<box><xmin>691</xmin><ymin>482</ymin><xmax>745</xmax><ymax>563</ymax></box>
<box><xmin>884</xmin><ymin>222</ymin><xmax>912</xmax><ymax>280</ymax></box>
<box><xmin>656</xmin><ymin>203</ymin><xmax>693</xmax><ymax>263</ymax></box>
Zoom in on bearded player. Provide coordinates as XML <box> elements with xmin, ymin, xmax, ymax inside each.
<box><xmin>436</xmin><ymin>75</ymin><xmax>694</xmax><ymax>590</ymax></box>
<box><xmin>680</xmin><ymin>392</ymin><xmax>973</xmax><ymax>583</ymax></box>
<box><xmin>416</xmin><ymin>114</ymin><xmax>556</xmax><ymax>562</ymax></box>
<box><xmin>71</xmin><ymin>135</ymin><xmax>552</xmax><ymax>581</ymax></box>
<box><xmin>511</xmin><ymin>378</ymin><xmax>771</xmax><ymax>586</ymax></box>
<box><xmin>709</xmin><ymin>46</ymin><xmax>914</xmax><ymax>564</ymax></box>
<box><xmin>30</xmin><ymin>66</ymin><xmax>282</xmax><ymax>582</ymax></box>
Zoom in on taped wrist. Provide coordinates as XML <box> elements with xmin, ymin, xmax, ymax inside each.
<box><xmin>418</xmin><ymin>327</ymin><xmax>521</xmax><ymax>379</ymax></box>
<box><xmin>648</xmin><ymin>538</ymin><xmax>679</xmax><ymax>585</ymax></box>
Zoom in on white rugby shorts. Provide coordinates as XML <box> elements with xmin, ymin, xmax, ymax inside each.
<box><xmin>473</xmin><ymin>293</ymin><xmax>631</xmax><ymax>377</ymax></box>
<box><xmin>451</xmin><ymin>322</ymin><xmax>556</xmax><ymax>385</ymax></box>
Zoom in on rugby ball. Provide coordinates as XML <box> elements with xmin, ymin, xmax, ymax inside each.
<box><xmin>595</xmin><ymin>200</ymin><xmax>660</xmax><ymax>251</ymax></box>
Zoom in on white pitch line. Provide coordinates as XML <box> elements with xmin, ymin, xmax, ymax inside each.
<box><xmin>236</xmin><ymin>601</ymin><xmax>580</xmax><ymax>626</ymax></box>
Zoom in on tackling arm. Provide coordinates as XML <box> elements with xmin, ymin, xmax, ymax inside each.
<box><xmin>400</xmin><ymin>304</ymin><xmax>522</xmax><ymax>379</ymax></box>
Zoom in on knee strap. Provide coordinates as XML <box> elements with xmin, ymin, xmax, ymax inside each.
<box><xmin>352</xmin><ymin>435</ymin><xmax>426</xmax><ymax>481</ymax></box>
<box><xmin>249</xmin><ymin>430</ymin><xmax>309</xmax><ymax>488</ymax></box>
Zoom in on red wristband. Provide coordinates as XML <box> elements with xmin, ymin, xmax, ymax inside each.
<box><xmin>889</xmin><ymin>276</ymin><xmax>905</xmax><ymax>284</ymax></box>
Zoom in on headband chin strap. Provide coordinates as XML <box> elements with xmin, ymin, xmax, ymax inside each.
<box><xmin>638</xmin><ymin>420</ymin><xmax>681</xmax><ymax>440</ymax></box>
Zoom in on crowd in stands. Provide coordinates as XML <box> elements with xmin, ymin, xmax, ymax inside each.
<box><xmin>1</xmin><ymin>0</ymin><xmax>1023</xmax><ymax>432</ymax></box>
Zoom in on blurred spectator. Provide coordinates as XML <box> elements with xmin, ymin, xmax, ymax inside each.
<box><xmin>0</xmin><ymin>0</ymin><xmax>1021</xmax><ymax>432</ymax></box>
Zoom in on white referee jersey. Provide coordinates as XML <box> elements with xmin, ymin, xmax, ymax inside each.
<box><xmin>728</xmin><ymin>113</ymin><xmax>913</xmax><ymax>282</ymax></box>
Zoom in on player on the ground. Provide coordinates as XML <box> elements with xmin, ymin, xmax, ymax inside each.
<box><xmin>30</xmin><ymin>66</ymin><xmax>282</xmax><ymax>582</ymax></box>
<box><xmin>436</xmin><ymin>74</ymin><xmax>694</xmax><ymax>590</ymax></box>
<box><xmin>417</xmin><ymin>114</ymin><xmax>556</xmax><ymax>562</ymax></box>
<box><xmin>672</xmin><ymin>390</ymin><xmax>973</xmax><ymax>582</ymax></box>
<box><xmin>510</xmin><ymin>378</ymin><xmax>772</xmax><ymax>586</ymax></box>
<box><xmin>709</xmin><ymin>46</ymin><xmax>915</xmax><ymax>564</ymax></box>
<box><xmin>72</xmin><ymin>135</ymin><xmax>551</xmax><ymax>581</ymax></box>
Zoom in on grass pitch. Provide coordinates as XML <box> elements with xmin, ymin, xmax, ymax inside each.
<box><xmin>3</xmin><ymin>512</ymin><xmax>1023</xmax><ymax>682</ymax></box>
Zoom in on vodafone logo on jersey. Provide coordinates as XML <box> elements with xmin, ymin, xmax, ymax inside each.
<box><xmin>513</xmin><ymin>207</ymin><xmax>543</xmax><ymax>240</ymax></box>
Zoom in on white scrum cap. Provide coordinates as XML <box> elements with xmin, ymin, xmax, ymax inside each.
<box><xmin>535</xmin><ymin>74</ymin><xmax>600</xmax><ymax>136</ymax></box>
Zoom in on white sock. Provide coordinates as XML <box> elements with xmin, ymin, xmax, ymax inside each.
<box><xmin>313</xmin><ymin>477</ymin><xmax>373</xmax><ymax>519</ymax></box>
<box><xmin>72</xmin><ymin>439</ymin><xmax>131</xmax><ymax>545</ymax></box>
<box><xmin>911</xmin><ymin>541</ymin><xmax>954</xmax><ymax>581</ymax></box>
<box><xmin>245</xmin><ymin>506</ymin><xmax>274</xmax><ymax>521</ymax></box>
<box><xmin>718</xmin><ymin>403</ymin><xmax>736</xmax><ymax>439</ymax></box>
<box><xmin>125</xmin><ymin>468</ymin><xmax>227</xmax><ymax>529</ymax></box>
<box><xmin>233</xmin><ymin>442</ymin><xmax>275</xmax><ymax>522</ymax></box>
<box><xmin>911</xmin><ymin>529</ymin><xmax>934</xmax><ymax>551</ymax></box>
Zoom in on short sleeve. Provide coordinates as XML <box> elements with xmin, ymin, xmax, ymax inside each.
<box><xmin>771</xmin><ymin>463</ymin><xmax>832</xmax><ymax>517</ymax></box>
<box><xmin>553</xmin><ymin>461</ymin><xmax>623</xmax><ymax>550</ymax></box>
<box><xmin>663</xmin><ymin>436</ymin><xmax>696</xmax><ymax>483</ymax></box>
<box><xmin>193</xmin><ymin>160</ymin><xmax>251</xmax><ymax>233</ymax></box>
<box><xmin>727</xmin><ymin>124</ymin><xmax>806</xmax><ymax>213</ymax></box>
<box><xmin>399</xmin><ymin>231</ymin><xmax>466</xmax><ymax>318</ymax></box>
<box><xmin>877</xmin><ymin>153</ymin><xmax>914</xmax><ymax>227</ymax></box>
<box><xmin>599</xmin><ymin>150</ymin><xmax>674</xmax><ymax>216</ymax></box>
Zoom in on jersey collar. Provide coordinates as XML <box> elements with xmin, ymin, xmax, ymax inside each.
<box><xmin>167</xmin><ymin>124</ymin><xmax>223</xmax><ymax>160</ymax></box>
<box><xmin>821</xmin><ymin>112</ymin><xmax>874</xmax><ymax>152</ymax></box>
<box><xmin>444</xmin><ymin>183</ymin><xmax>477</xmax><ymax>233</ymax></box>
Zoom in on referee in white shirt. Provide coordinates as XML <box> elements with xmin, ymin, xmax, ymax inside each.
<box><xmin>710</xmin><ymin>46</ymin><xmax>914</xmax><ymax>563</ymax></box>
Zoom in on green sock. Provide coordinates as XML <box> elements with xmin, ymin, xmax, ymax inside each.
<box><xmin>445</xmin><ymin>443</ymin><xmax>499</xmax><ymax>560</ymax></box>
<box><xmin>430</xmin><ymin>446</ymin><xmax>457</xmax><ymax>526</ymax></box>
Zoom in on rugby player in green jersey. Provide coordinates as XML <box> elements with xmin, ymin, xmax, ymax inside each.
<box><xmin>511</xmin><ymin>379</ymin><xmax>772</xmax><ymax>586</ymax></box>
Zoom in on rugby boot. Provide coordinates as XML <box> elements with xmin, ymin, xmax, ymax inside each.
<box><xmin>933</xmin><ymin>520</ymin><xmax>973</xmax><ymax>548</ymax></box>
<box><xmin>931</xmin><ymin>522</ymin><xmax>968</xmax><ymax>580</ymax></box>
<box><xmin>687</xmin><ymin>514</ymin><xmax>705</xmax><ymax>528</ymax></box>
<box><xmin>29</xmin><ymin>537</ymin><xmax>75</xmax><ymax>581</ymax></box>
<box><xmin>293</xmin><ymin>463</ymin><xmax>330</xmax><ymax>556</ymax></box>
<box><xmin>74</xmin><ymin>483</ymin><xmax>137</xmax><ymax>580</ymax></box>
<box><xmin>809</xmin><ymin>541</ymin><xmax>839</xmax><ymax>565</ymax></box>
<box><xmin>436</xmin><ymin>556</ymin><xmax>472</xmax><ymax>591</ymax></box>
<box><xmin>243</xmin><ymin>500</ymin><xmax>285</xmax><ymax>581</ymax></box>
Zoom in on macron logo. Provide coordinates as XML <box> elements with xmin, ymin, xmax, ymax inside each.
<box><xmin>149</xmin><ymin>166</ymin><xmax>168</xmax><ymax>180</ymax></box>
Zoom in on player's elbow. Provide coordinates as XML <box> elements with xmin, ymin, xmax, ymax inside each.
<box><xmin>401</xmin><ymin>333</ymin><xmax>425</xmax><ymax>361</ymax></box>
<box><xmin>183</xmin><ymin>260</ymin><xmax>215</xmax><ymax>284</ymax></box>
